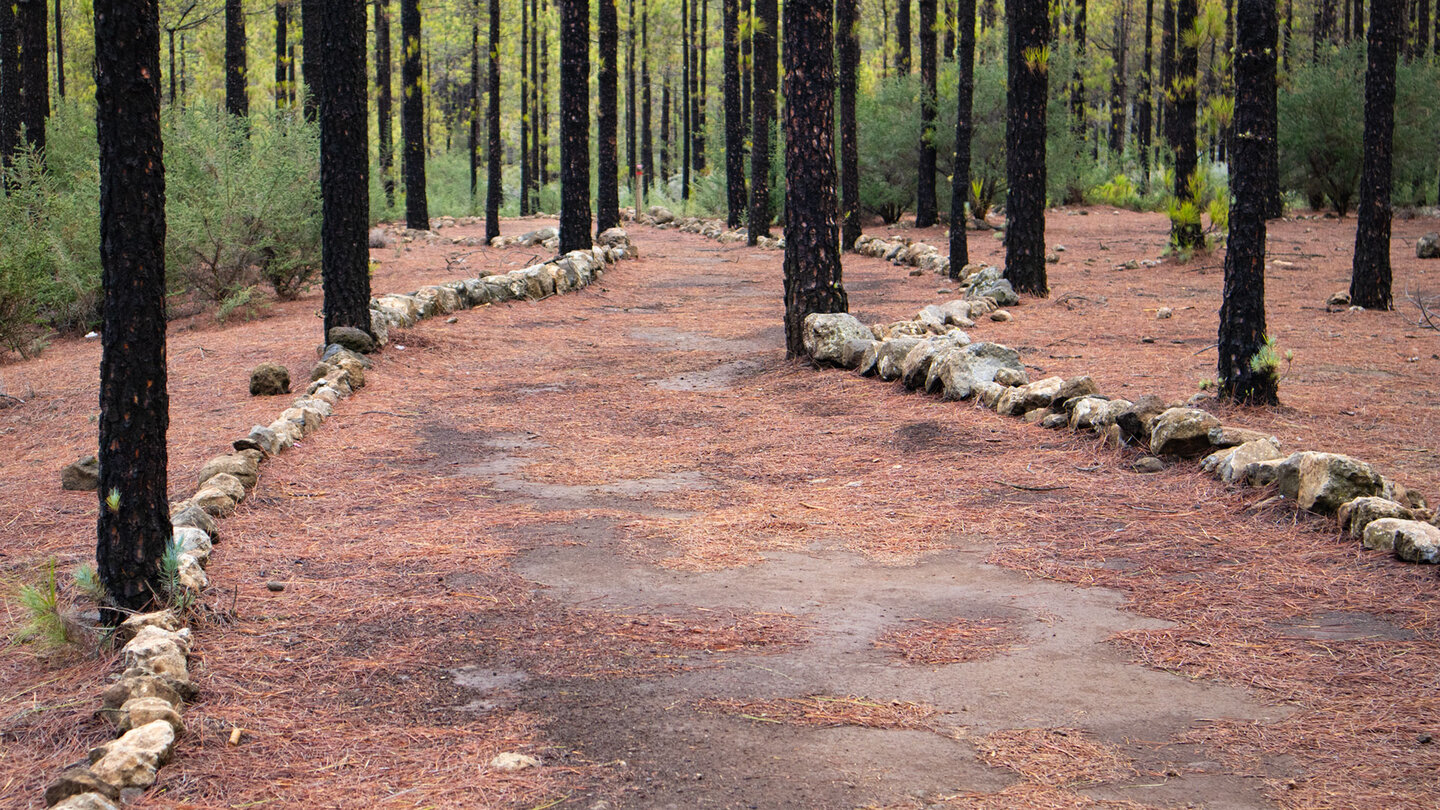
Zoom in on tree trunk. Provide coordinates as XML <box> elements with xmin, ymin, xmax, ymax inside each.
<box><xmin>944</xmin><ymin>0</ymin><xmax>955</xmax><ymax>59</ymax></box>
<box><xmin>837</xmin><ymin>0</ymin><xmax>861</xmax><ymax>249</ymax></box>
<box><xmin>0</xmin><ymin>0</ymin><xmax>20</xmax><ymax>167</ymax></box>
<box><xmin>597</xmin><ymin>0</ymin><xmax>620</xmax><ymax>232</ymax></box>
<box><xmin>541</xmin><ymin>1</ymin><xmax>550</xmax><ymax>184</ymax></box>
<box><xmin>627</xmin><ymin>0</ymin><xmax>636</xmax><ymax>196</ymax></box>
<box><xmin>642</xmin><ymin>0</ymin><xmax>653</xmax><ymax>192</ymax></box>
<box><xmin>319</xmin><ymin>1</ymin><xmax>373</xmax><ymax>341</ymax></box>
<box><xmin>741</xmin><ymin>0</ymin><xmax>751</xmax><ymax>125</ymax></box>
<box><xmin>948</xmin><ymin>0</ymin><xmax>974</xmax><ymax>274</ymax></box>
<box><xmin>1218</xmin><ymin>0</ymin><xmax>1278</xmax><ymax>404</ymax></box>
<box><xmin>896</xmin><ymin>0</ymin><xmax>911</xmax><ymax>73</ymax></box>
<box><xmin>559</xmin><ymin>0</ymin><xmax>591</xmax><ymax>253</ymax></box>
<box><xmin>94</xmin><ymin>0</ymin><xmax>169</xmax><ymax>620</ymax></box>
<box><xmin>916</xmin><ymin>0</ymin><xmax>938</xmax><ymax>227</ymax></box>
<box><xmin>698</xmin><ymin>0</ymin><xmax>708</xmax><ymax>172</ymax></box>
<box><xmin>1139</xmin><ymin>0</ymin><xmax>1153</xmax><ymax>192</ymax></box>
<box><xmin>1259</xmin><ymin>10</ymin><xmax>1282</xmax><ymax>218</ymax></box>
<box><xmin>1071</xmin><ymin>0</ymin><xmax>1086</xmax><ymax>136</ymax></box>
<box><xmin>660</xmin><ymin>70</ymin><xmax>670</xmax><ymax>179</ymax></box>
<box><xmin>689</xmin><ymin>0</ymin><xmax>703</xmax><ymax>176</ymax></box>
<box><xmin>18</xmin><ymin>0</ymin><xmax>47</xmax><ymax>154</ymax></box>
<box><xmin>1161</xmin><ymin>0</ymin><xmax>1173</xmax><ymax>151</ymax></box>
<box><xmin>1003</xmin><ymin>0</ymin><xmax>1048</xmax><ymax>296</ymax></box>
<box><xmin>519</xmin><ymin>0</ymin><xmax>530</xmax><ymax>214</ymax></box>
<box><xmin>302</xmin><ymin>0</ymin><xmax>320</xmax><ymax>119</ymax></box>
<box><xmin>376</xmin><ymin>0</ymin><xmax>395</xmax><ymax>208</ymax></box>
<box><xmin>530</xmin><ymin>0</ymin><xmax>540</xmax><ymax>193</ymax></box>
<box><xmin>1170</xmin><ymin>0</ymin><xmax>1201</xmax><ymax>249</ymax></box>
<box><xmin>1109</xmin><ymin>2</ymin><xmax>1127</xmax><ymax>154</ymax></box>
<box><xmin>681</xmin><ymin>0</ymin><xmax>691</xmax><ymax>198</ymax></box>
<box><xmin>277</xmin><ymin>2</ymin><xmax>290</xmax><ymax>110</ymax></box>
<box><xmin>51</xmin><ymin>0</ymin><xmax>61</xmax><ymax>99</ymax></box>
<box><xmin>1351</xmin><ymin>0</ymin><xmax>1400</xmax><ymax>310</ymax></box>
<box><xmin>723</xmin><ymin>0</ymin><xmax>747</xmax><ymax>227</ymax></box>
<box><xmin>225</xmin><ymin>0</ymin><xmax>248</xmax><ymax>118</ymax></box>
<box><xmin>401</xmin><ymin>0</ymin><xmax>428</xmax><ymax>228</ymax></box>
<box><xmin>748</xmin><ymin>0</ymin><xmax>777</xmax><ymax>241</ymax></box>
<box><xmin>470</xmin><ymin>0</ymin><xmax>480</xmax><ymax>200</ymax></box>
<box><xmin>782</xmin><ymin>0</ymin><xmax>847</xmax><ymax>357</ymax></box>
<box><xmin>486</xmin><ymin>0</ymin><xmax>502</xmax><ymax>240</ymax></box>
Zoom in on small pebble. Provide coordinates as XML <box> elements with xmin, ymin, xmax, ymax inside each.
<box><xmin>1156</xmin><ymin>307</ymin><xmax>1173</xmax><ymax>319</ymax></box>
<box><xmin>908</xmin><ymin>268</ymin><xmax>923</xmax><ymax>276</ymax></box>
<box><xmin>446</xmin><ymin>317</ymin><xmax>459</xmax><ymax>324</ymax></box>
<box><xmin>1141</xmin><ymin>336</ymin><xmax>1156</xmax><ymax>343</ymax></box>
<box><xmin>990</xmin><ymin>310</ymin><xmax>1012</xmax><ymax>322</ymax></box>
<box><xmin>266</xmin><ymin>581</ymin><xmax>285</xmax><ymax>592</ymax></box>
<box><xmin>1133</xmin><ymin>456</ymin><xmax>1166</xmax><ymax>474</ymax></box>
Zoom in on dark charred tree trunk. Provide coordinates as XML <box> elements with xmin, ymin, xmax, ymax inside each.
<box><xmin>1003</xmin><ymin>0</ymin><xmax>1048</xmax><ymax>296</ymax></box>
<box><xmin>95</xmin><ymin>0</ymin><xmax>169</xmax><ymax>620</ymax></box>
<box><xmin>896</xmin><ymin>0</ymin><xmax>911</xmax><ymax>73</ymax></box>
<box><xmin>1071</xmin><ymin>0</ymin><xmax>1086</xmax><ymax>136</ymax></box>
<box><xmin>302</xmin><ymin>0</ymin><xmax>320</xmax><ymax>119</ymax></box>
<box><xmin>723</xmin><ymin>0</ymin><xmax>747</xmax><ymax>226</ymax></box>
<box><xmin>1351</xmin><ymin>0</ymin><xmax>1400</xmax><ymax>310</ymax></box>
<box><xmin>782</xmin><ymin>0</ymin><xmax>847</xmax><ymax>357</ymax></box>
<box><xmin>837</xmin><ymin>0</ymin><xmax>861</xmax><ymax>248</ymax></box>
<box><xmin>1139</xmin><ymin>0</ymin><xmax>1153</xmax><ymax>192</ymax></box>
<box><xmin>598</xmin><ymin>0</ymin><xmax>620</xmax><ymax>232</ymax></box>
<box><xmin>642</xmin><ymin>0</ymin><xmax>653</xmax><ymax>192</ymax></box>
<box><xmin>542</xmin><ymin>0</ymin><xmax>551</xmax><ymax>185</ymax></box>
<box><xmin>1259</xmin><ymin>9</ymin><xmax>1282</xmax><ymax>218</ymax></box>
<box><xmin>559</xmin><ymin>0</ymin><xmax>591</xmax><ymax>253</ymax></box>
<box><xmin>689</xmin><ymin>0</ymin><xmax>703</xmax><ymax>176</ymax></box>
<box><xmin>1218</xmin><ymin>0</ymin><xmax>1278</xmax><ymax>405</ymax></box>
<box><xmin>627</xmin><ymin>0</ymin><xmax>637</xmax><ymax>197</ymax></box>
<box><xmin>376</xmin><ymin>0</ymin><xmax>395</xmax><ymax>208</ymax></box>
<box><xmin>18</xmin><ymin>0</ymin><xmax>46</xmax><ymax>154</ymax></box>
<box><xmin>51</xmin><ymin>0</ymin><xmax>61</xmax><ymax>98</ymax></box>
<box><xmin>741</xmin><ymin>0</ymin><xmax>751</xmax><ymax>125</ymax></box>
<box><xmin>319</xmin><ymin>1</ymin><xmax>373</xmax><ymax>341</ymax></box>
<box><xmin>486</xmin><ymin>0</ymin><xmax>502</xmax><ymax>240</ymax></box>
<box><xmin>0</xmin><ymin>1</ymin><xmax>19</xmax><ymax>167</ymax></box>
<box><xmin>882</xmin><ymin>0</ymin><xmax>890</xmax><ymax>72</ymax></box>
<box><xmin>1170</xmin><ymin>0</ymin><xmax>1201</xmax><ymax>249</ymax></box>
<box><xmin>748</xmin><ymin>0</ymin><xmax>777</xmax><ymax>242</ymax></box>
<box><xmin>698</xmin><ymin>0</ymin><xmax>708</xmax><ymax>172</ymax></box>
<box><xmin>288</xmin><ymin>42</ymin><xmax>297</xmax><ymax>106</ymax></box>
<box><xmin>948</xmin><ymin>0</ymin><xmax>974</xmax><ymax>274</ymax></box>
<box><xmin>682</xmin><ymin>0</ymin><xmax>691</xmax><ymax>197</ymax></box>
<box><xmin>1282</xmin><ymin>0</ymin><xmax>1292</xmax><ymax>68</ymax></box>
<box><xmin>1419</xmin><ymin>0</ymin><xmax>1430</xmax><ymax>55</ymax></box>
<box><xmin>944</xmin><ymin>0</ymin><xmax>955</xmax><ymax>59</ymax></box>
<box><xmin>470</xmin><ymin>0</ymin><xmax>480</xmax><ymax>200</ymax></box>
<box><xmin>1109</xmin><ymin>3</ymin><xmax>1127</xmax><ymax>154</ymax></box>
<box><xmin>916</xmin><ymin>0</ymin><xmax>938</xmax><ymax>226</ymax></box>
<box><xmin>530</xmin><ymin>0</ymin><xmax>540</xmax><ymax>192</ymax></box>
<box><xmin>401</xmin><ymin>0</ymin><xmax>428</xmax><ymax>229</ymax></box>
<box><xmin>519</xmin><ymin>0</ymin><xmax>530</xmax><ymax>214</ymax></box>
<box><xmin>277</xmin><ymin>2</ymin><xmax>290</xmax><ymax>110</ymax></box>
<box><xmin>1161</xmin><ymin>0</ymin><xmax>1173</xmax><ymax>152</ymax></box>
<box><xmin>660</xmin><ymin>70</ymin><xmax>670</xmax><ymax>179</ymax></box>
<box><xmin>225</xmin><ymin>0</ymin><xmax>248</xmax><ymax>118</ymax></box>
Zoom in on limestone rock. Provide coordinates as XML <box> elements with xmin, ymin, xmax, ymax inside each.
<box><xmin>116</xmin><ymin>696</ymin><xmax>185</xmax><ymax>734</ymax></box>
<box><xmin>320</xmin><ymin>343</ymin><xmax>372</xmax><ymax>370</ymax></box>
<box><xmin>49</xmin><ymin>792</ymin><xmax>122</xmax><ymax>810</ymax></box>
<box><xmin>62</xmin><ymin>455</ymin><xmax>100</xmax><ymax>491</ymax></box>
<box><xmin>1115</xmin><ymin>395</ymin><xmax>1171</xmax><ymax>444</ymax></box>
<box><xmin>1148</xmin><ymin>407</ymin><xmax>1222</xmax><ymax>457</ymax></box>
<box><xmin>1208</xmin><ymin>425</ymin><xmax>1279</xmax><ymax>449</ymax></box>
<box><xmin>857</xmin><ymin>337</ymin><xmax>922</xmax><ymax>378</ymax></box>
<box><xmin>197</xmin><ymin>454</ymin><xmax>258</xmax><ymax>490</ymax></box>
<box><xmin>1363</xmin><ymin>518</ymin><xmax>1440</xmax><ymax>563</ymax></box>
<box><xmin>1295</xmin><ymin>452</ymin><xmax>1384</xmax><ymax>512</ymax></box>
<box><xmin>122</xmin><ymin>626</ymin><xmax>191</xmax><ymax>684</ymax></box>
<box><xmin>1068</xmin><ymin>397</ymin><xmax>1132</xmax><ymax>432</ymax></box>
<box><xmin>1055</xmin><ymin>375</ymin><xmax>1100</xmax><ymax>403</ymax></box>
<box><xmin>996</xmin><ymin>377</ymin><xmax>1064</xmax><ymax>416</ymax></box>
<box><xmin>88</xmin><ymin>720</ymin><xmax>176</xmax><ymax>791</ymax></box>
<box><xmin>1041</xmin><ymin>413</ymin><xmax>1069</xmax><ymax>429</ymax></box>
<box><xmin>203</xmin><ymin>472</ymin><xmax>247</xmax><ymax>505</ymax></box>
<box><xmin>175</xmin><ymin>553</ymin><xmax>208</xmax><ymax>591</ymax></box>
<box><xmin>1241</xmin><ymin>455</ymin><xmax>1302</xmax><ymax>496</ymax></box>
<box><xmin>929</xmin><ymin>342</ymin><xmax>1026</xmax><ymax>401</ymax></box>
<box><xmin>1417</xmin><ymin>232</ymin><xmax>1440</xmax><ymax>259</ymax></box>
<box><xmin>490</xmin><ymin>752</ymin><xmax>541</xmax><ymax>770</ymax></box>
<box><xmin>1201</xmin><ymin>438</ymin><xmax>1284</xmax><ymax>484</ymax></box>
<box><xmin>838</xmin><ymin>339</ymin><xmax>876</xmax><ymax>370</ymax></box>
<box><xmin>169</xmin><ymin>503</ymin><xmax>217</xmax><ymax>539</ymax></box>
<box><xmin>964</xmin><ymin>267</ymin><xmax>1020</xmax><ymax>306</ymax></box>
<box><xmin>248</xmin><ymin>362</ymin><xmax>291</xmax><ymax>396</ymax></box>
<box><xmin>102</xmin><ymin>675</ymin><xmax>184</xmax><ymax>714</ymax></box>
<box><xmin>803</xmin><ymin>313</ymin><xmax>875</xmax><ymax>366</ymax></box>
<box><xmin>326</xmin><ymin>326</ymin><xmax>375</xmax><ymax>354</ymax></box>
<box><xmin>188</xmin><ymin>487</ymin><xmax>236</xmax><ymax>518</ymax></box>
<box><xmin>235</xmin><ymin>425</ymin><xmax>279</xmax><ymax>456</ymax></box>
<box><xmin>1133</xmin><ymin>456</ymin><xmax>1166</xmax><ymax>473</ymax></box>
<box><xmin>901</xmin><ymin>333</ymin><xmax>971</xmax><ymax>390</ymax></box>
<box><xmin>1338</xmin><ymin>497</ymin><xmax>1414</xmax><ymax>539</ymax></box>
<box><xmin>118</xmin><ymin>610</ymin><xmax>180</xmax><ymax>642</ymax></box>
<box><xmin>44</xmin><ymin>767</ymin><xmax>121</xmax><ymax>807</ymax></box>
<box><xmin>989</xmin><ymin>309</ymin><xmax>1013</xmax><ymax>322</ymax></box>
<box><xmin>976</xmin><ymin>381</ymin><xmax>1006</xmax><ymax>409</ymax></box>
<box><xmin>993</xmin><ymin>367</ymin><xmax>1029</xmax><ymax>387</ymax></box>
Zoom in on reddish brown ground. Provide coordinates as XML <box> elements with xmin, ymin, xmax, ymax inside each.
<box><xmin>0</xmin><ymin>209</ymin><xmax>1437</xmax><ymax>810</ymax></box>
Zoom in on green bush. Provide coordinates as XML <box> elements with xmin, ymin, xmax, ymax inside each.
<box><xmin>857</xmin><ymin>74</ymin><xmax>922</xmax><ymax>223</ymax></box>
<box><xmin>165</xmin><ymin>109</ymin><xmax>322</xmax><ymax>301</ymax></box>
<box><xmin>932</xmin><ymin>58</ymin><xmax>1009</xmax><ymax>220</ymax></box>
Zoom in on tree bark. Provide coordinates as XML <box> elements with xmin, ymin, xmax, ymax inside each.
<box><xmin>698</xmin><ymin>0</ymin><xmax>708</xmax><ymax>172</ymax></box>
<box><xmin>559</xmin><ymin>0</ymin><xmax>591</xmax><ymax>253</ymax></box>
<box><xmin>18</xmin><ymin>0</ymin><xmax>47</xmax><ymax>154</ymax></box>
<box><xmin>1351</xmin><ymin>0</ymin><xmax>1400</xmax><ymax>310</ymax></box>
<box><xmin>782</xmin><ymin>0</ymin><xmax>847</xmax><ymax>357</ymax></box>
<box><xmin>598</xmin><ymin>0</ymin><xmax>620</xmax><ymax>232</ymax></box>
<box><xmin>401</xmin><ymin>0</ymin><xmax>428</xmax><ymax>229</ymax></box>
<box><xmin>530</xmin><ymin>0</ymin><xmax>540</xmax><ymax>194</ymax></box>
<box><xmin>1259</xmin><ymin>4</ymin><xmax>1282</xmax><ymax>219</ymax></box>
<box><xmin>52</xmin><ymin>0</ymin><xmax>61</xmax><ymax>98</ymax></box>
<box><xmin>0</xmin><ymin>0</ymin><xmax>20</xmax><ymax>167</ymax></box>
<box><xmin>1161</xmin><ymin>0</ymin><xmax>1173</xmax><ymax>151</ymax></box>
<box><xmin>1218</xmin><ymin>0</ymin><xmax>1278</xmax><ymax>404</ymax></box>
<box><xmin>1003</xmin><ymin>0</ymin><xmax>1048</xmax><ymax>296</ymax></box>
<box><xmin>1108</xmin><ymin>4</ymin><xmax>1127</xmax><ymax>154</ymax></box>
<box><xmin>1071</xmin><ymin>0</ymin><xmax>1086</xmax><ymax>137</ymax></box>
<box><xmin>948</xmin><ymin>0</ymin><xmax>974</xmax><ymax>274</ymax></box>
<box><xmin>748</xmin><ymin>0</ymin><xmax>777</xmax><ymax>242</ymax></box>
<box><xmin>837</xmin><ymin>0</ymin><xmax>861</xmax><ymax>248</ymax></box>
<box><xmin>660</xmin><ymin>70</ymin><xmax>670</xmax><ymax>179</ymax></box>
<box><xmin>376</xmin><ymin>0</ymin><xmax>395</xmax><ymax>208</ymax></box>
<box><xmin>276</xmin><ymin>2</ymin><xmax>290</xmax><ymax>110</ymax></box>
<box><xmin>1170</xmin><ymin>0</ymin><xmax>1202</xmax><ymax>250</ymax></box>
<box><xmin>915</xmin><ymin>0</ymin><xmax>938</xmax><ymax>227</ymax></box>
<box><xmin>225</xmin><ymin>0</ymin><xmax>248</xmax><ymax>119</ymax></box>
<box><xmin>470</xmin><ymin>0</ymin><xmax>480</xmax><ymax>200</ymax></box>
<box><xmin>319</xmin><ymin>1</ymin><xmax>373</xmax><ymax>341</ymax></box>
<box><xmin>627</xmin><ymin>0</ymin><xmax>636</xmax><ymax>196</ymax></box>
<box><xmin>94</xmin><ymin>0</ymin><xmax>169</xmax><ymax>619</ymax></box>
<box><xmin>723</xmin><ymin>0</ymin><xmax>747</xmax><ymax>227</ymax></box>
<box><xmin>689</xmin><ymin>0</ymin><xmax>702</xmax><ymax>176</ymax></box>
<box><xmin>486</xmin><ymin>0</ymin><xmax>502</xmax><ymax>240</ymax></box>
<box><xmin>681</xmin><ymin>0</ymin><xmax>691</xmax><ymax>198</ymax></box>
<box><xmin>896</xmin><ymin>0</ymin><xmax>911</xmax><ymax>74</ymax></box>
<box><xmin>642</xmin><ymin>0</ymin><xmax>653</xmax><ymax>192</ymax></box>
<box><xmin>519</xmin><ymin>0</ymin><xmax>530</xmax><ymax>214</ymax></box>
<box><xmin>302</xmin><ymin>0</ymin><xmax>320</xmax><ymax>119</ymax></box>
<box><xmin>1138</xmin><ymin>0</ymin><xmax>1153</xmax><ymax>192</ymax></box>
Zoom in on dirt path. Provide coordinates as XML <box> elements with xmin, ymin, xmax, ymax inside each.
<box><xmin>4</xmin><ymin>216</ymin><xmax>1439</xmax><ymax>809</ymax></box>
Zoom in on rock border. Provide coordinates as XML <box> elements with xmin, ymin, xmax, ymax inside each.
<box><xmin>40</xmin><ymin>229</ymin><xmax>638</xmax><ymax>809</ymax></box>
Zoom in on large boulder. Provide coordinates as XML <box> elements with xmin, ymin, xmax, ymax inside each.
<box><xmin>1115</xmin><ymin>395</ymin><xmax>1171</xmax><ymax>444</ymax></box>
<box><xmin>1417</xmin><ymin>232</ymin><xmax>1440</xmax><ymax>259</ymax></box>
<box><xmin>1338</xmin><ymin>497</ymin><xmax>1414</xmax><ymax>539</ymax></box>
<box><xmin>1201</xmin><ymin>438</ymin><xmax>1284</xmax><ymax>484</ymax></box>
<box><xmin>415</xmin><ymin>284</ymin><xmax>464</xmax><ymax>314</ymax></box>
<box><xmin>1362</xmin><ymin>518</ymin><xmax>1440</xmax><ymax>563</ymax></box>
<box><xmin>838</xmin><ymin>339</ymin><xmax>876</xmax><ymax>370</ymax></box>
<box><xmin>1294</xmin><ymin>452</ymin><xmax>1384</xmax><ymax>512</ymax></box>
<box><xmin>1149</xmin><ymin>407</ymin><xmax>1222</xmax><ymax>457</ymax></box>
<box><xmin>326</xmin><ymin>326</ymin><xmax>375</xmax><ymax>354</ymax></box>
<box><xmin>900</xmin><ymin>332</ymin><xmax>971</xmax><ymax>390</ymax></box>
<box><xmin>803</xmin><ymin>313</ymin><xmax>875</xmax><ymax>366</ymax></box>
<box><xmin>62</xmin><ymin>455</ymin><xmax>100</xmax><ymax>491</ymax></box>
<box><xmin>87</xmin><ymin>720</ymin><xmax>177</xmax><ymax>791</ymax></box>
<box><xmin>857</xmin><ymin>337</ymin><xmax>922</xmax><ymax>378</ymax></box>
<box><xmin>928</xmin><ymin>342</ymin><xmax>1026</xmax><ymax>401</ymax></box>
<box><xmin>248</xmin><ymin>362</ymin><xmax>290</xmax><ymax>396</ymax></box>
<box><xmin>996</xmin><ymin>376</ymin><xmax>1065</xmax><ymax>416</ymax></box>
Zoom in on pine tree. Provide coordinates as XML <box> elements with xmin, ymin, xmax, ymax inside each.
<box><xmin>0</xmin><ymin>1</ymin><xmax>19</xmax><ymax>167</ymax></box>
<box><xmin>469</xmin><ymin>0</ymin><xmax>480</xmax><ymax>199</ymax></box>
<box><xmin>302</xmin><ymin>0</ymin><xmax>320</xmax><ymax>119</ymax></box>
<box><xmin>1138</xmin><ymin>0</ymin><xmax>1154</xmax><ymax>193</ymax></box>
<box><xmin>486</xmin><ymin>0</ymin><xmax>502</xmax><ymax>240</ymax></box>
<box><xmin>1169</xmin><ymin>0</ymin><xmax>1202</xmax><ymax>250</ymax></box>
<box><xmin>52</xmin><ymin>0</ymin><xmax>62</xmax><ymax>99</ymax></box>
<box><xmin>319</xmin><ymin>0</ymin><xmax>373</xmax><ymax>342</ymax></box>
<box><xmin>558</xmin><ymin>0</ymin><xmax>591</xmax><ymax>253</ymax></box>
<box><xmin>896</xmin><ymin>0</ymin><xmax>912</xmax><ymax>73</ymax></box>
<box><xmin>948</xmin><ymin>0</ymin><xmax>975</xmax><ymax>274</ymax></box>
<box><xmin>837</xmin><ymin>0</ymin><xmax>862</xmax><ymax>249</ymax></box>
<box><xmin>376</xmin><ymin>0</ymin><xmax>395</xmax><ymax>208</ymax></box>
<box><xmin>748</xmin><ymin>0</ymin><xmax>777</xmax><ymax>242</ymax></box>
<box><xmin>723</xmin><ymin>0</ymin><xmax>747</xmax><ymax>227</ymax></box>
<box><xmin>1218</xmin><ymin>0</ymin><xmax>1278</xmax><ymax>404</ymax></box>
<box><xmin>782</xmin><ymin>0</ymin><xmax>847</xmax><ymax>357</ymax></box>
<box><xmin>915</xmin><ymin>0</ymin><xmax>938</xmax><ymax>227</ymax></box>
<box><xmin>1351</xmin><ymin>0</ymin><xmax>1400</xmax><ymax>310</ymax></box>
<box><xmin>626</xmin><ymin>0</ymin><xmax>637</xmax><ymax>196</ymax></box>
<box><xmin>225</xmin><ymin>0</ymin><xmax>248</xmax><ymax>119</ymax></box>
<box><xmin>641</xmin><ymin>0</ymin><xmax>653</xmax><ymax>193</ymax></box>
<box><xmin>276</xmin><ymin>1</ymin><xmax>290</xmax><ymax>109</ymax></box>
<box><xmin>1003</xmin><ymin>0</ymin><xmax>1048</xmax><ymax>296</ymax></box>
<box><xmin>401</xmin><ymin>0</ymin><xmax>428</xmax><ymax>229</ymax></box>
<box><xmin>597</xmin><ymin>0</ymin><xmax>620</xmax><ymax>232</ymax></box>
<box><xmin>94</xmin><ymin>0</ymin><xmax>169</xmax><ymax>619</ymax></box>
<box><xmin>17</xmin><ymin>0</ymin><xmax>46</xmax><ymax>154</ymax></box>
<box><xmin>1071</xmin><ymin>0</ymin><xmax>1087</xmax><ymax>137</ymax></box>
<box><xmin>519</xmin><ymin>0</ymin><xmax>531</xmax><ymax>214</ymax></box>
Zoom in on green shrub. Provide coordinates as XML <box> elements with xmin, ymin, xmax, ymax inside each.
<box><xmin>857</xmin><ymin>74</ymin><xmax>922</xmax><ymax>223</ymax></box>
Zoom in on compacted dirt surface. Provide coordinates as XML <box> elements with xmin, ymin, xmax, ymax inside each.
<box><xmin>2</xmin><ymin>210</ymin><xmax>1439</xmax><ymax>810</ymax></box>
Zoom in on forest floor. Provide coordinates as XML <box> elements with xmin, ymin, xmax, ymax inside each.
<box><xmin>2</xmin><ymin>209</ymin><xmax>1439</xmax><ymax>809</ymax></box>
